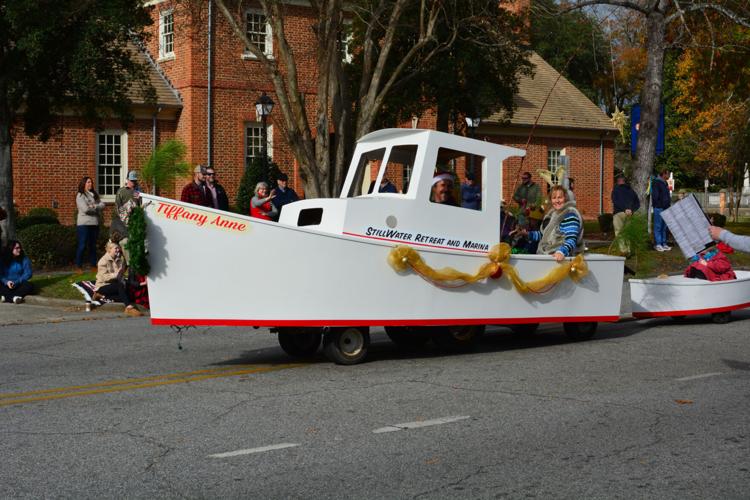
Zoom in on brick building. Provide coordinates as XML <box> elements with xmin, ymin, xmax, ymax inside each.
<box><xmin>10</xmin><ymin>1</ymin><xmax>616</xmax><ymax>224</ymax></box>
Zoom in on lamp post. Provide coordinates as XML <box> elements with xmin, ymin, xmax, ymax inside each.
<box><xmin>255</xmin><ymin>92</ymin><xmax>274</xmax><ymax>169</ymax></box>
<box><xmin>465</xmin><ymin>116</ymin><xmax>481</xmax><ymax>176</ymax></box>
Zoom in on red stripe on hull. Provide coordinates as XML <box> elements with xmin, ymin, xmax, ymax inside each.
<box><xmin>151</xmin><ymin>316</ymin><xmax>620</xmax><ymax>327</ymax></box>
<box><xmin>632</xmin><ymin>301</ymin><xmax>750</xmax><ymax>318</ymax></box>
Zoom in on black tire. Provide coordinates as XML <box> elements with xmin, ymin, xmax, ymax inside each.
<box><xmin>323</xmin><ymin>327</ymin><xmax>370</xmax><ymax>365</ymax></box>
<box><xmin>277</xmin><ymin>328</ymin><xmax>322</xmax><ymax>358</ymax></box>
<box><xmin>509</xmin><ymin>323</ymin><xmax>540</xmax><ymax>336</ymax></box>
<box><xmin>431</xmin><ymin>325</ymin><xmax>485</xmax><ymax>351</ymax></box>
<box><xmin>712</xmin><ymin>311</ymin><xmax>731</xmax><ymax>324</ymax></box>
<box><xmin>385</xmin><ymin>326</ymin><xmax>431</xmax><ymax>350</ymax></box>
<box><xmin>563</xmin><ymin>322</ymin><xmax>598</xmax><ymax>341</ymax></box>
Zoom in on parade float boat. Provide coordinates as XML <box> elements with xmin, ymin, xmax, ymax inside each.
<box><xmin>142</xmin><ymin>129</ymin><xmax>625</xmax><ymax>364</ymax></box>
<box><xmin>629</xmin><ymin>271</ymin><xmax>750</xmax><ymax>324</ymax></box>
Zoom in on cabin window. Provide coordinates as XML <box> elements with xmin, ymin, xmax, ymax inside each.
<box><xmin>369</xmin><ymin>144</ymin><xmax>417</xmax><ymax>194</ymax></box>
<box><xmin>348</xmin><ymin>148</ymin><xmax>386</xmax><ymax>197</ymax></box>
<box><xmin>429</xmin><ymin>147</ymin><xmax>484</xmax><ymax>210</ymax></box>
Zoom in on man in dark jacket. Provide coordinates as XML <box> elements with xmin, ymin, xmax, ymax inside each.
<box><xmin>180</xmin><ymin>165</ymin><xmax>211</xmax><ymax>207</ymax></box>
<box><xmin>651</xmin><ymin>170</ymin><xmax>672</xmax><ymax>251</ymax></box>
<box><xmin>271</xmin><ymin>173</ymin><xmax>299</xmax><ymax>218</ymax></box>
<box><xmin>611</xmin><ymin>174</ymin><xmax>640</xmax><ymax>254</ymax></box>
<box><xmin>204</xmin><ymin>166</ymin><xmax>229</xmax><ymax>211</ymax></box>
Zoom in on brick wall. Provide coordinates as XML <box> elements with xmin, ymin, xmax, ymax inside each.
<box><xmin>12</xmin><ymin>116</ymin><xmax>176</xmax><ymax>225</ymax></box>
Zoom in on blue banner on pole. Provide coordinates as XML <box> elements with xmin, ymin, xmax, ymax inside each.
<box><xmin>631</xmin><ymin>104</ymin><xmax>665</xmax><ymax>156</ymax></box>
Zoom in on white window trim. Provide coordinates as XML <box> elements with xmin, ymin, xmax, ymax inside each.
<box><xmin>242</xmin><ymin>8</ymin><xmax>274</xmax><ymax>60</ymax></box>
<box><xmin>159</xmin><ymin>9</ymin><xmax>175</xmax><ymax>61</ymax></box>
<box><xmin>97</xmin><ymin>130</ymin><xmax>128</xmax><ymax>203</ymax></box>
<box><xmin>245</xmin><ymin>123</ymin><xmax>273</xmax><ymax>162</ymax></box>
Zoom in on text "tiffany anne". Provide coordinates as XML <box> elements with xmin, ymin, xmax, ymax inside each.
<box><xmin>156</xmin><ymin>202</ymin><xmax>248</xmax><ymax>232</ymax></box>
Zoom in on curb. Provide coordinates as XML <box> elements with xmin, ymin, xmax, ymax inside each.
<box><xmin>24</xmin><ymin>295</ymin><xmax>143</xmax><ymax>313</ymax></box>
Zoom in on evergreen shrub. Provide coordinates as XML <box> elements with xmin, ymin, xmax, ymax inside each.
<box><xmin>16</xmin><ymin>215</ymin><xmax>60</xmax><ymax>230</ymax></box>
<box><xmin>18</xmin><ymin>224</ymin><xmax>76</xmax><ymax>268</ymax></box>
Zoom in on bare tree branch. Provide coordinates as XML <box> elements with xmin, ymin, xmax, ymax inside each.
<box><xmin>666</xmin><ymin>3</ymin><xmax>750</xmax><ymax>27</ymax></box>
<box><xmin>559</xmin><ymin>0</ymin><xmax>650</xmax><ymax>16</ymax></box>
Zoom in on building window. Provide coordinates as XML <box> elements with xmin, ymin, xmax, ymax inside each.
<box><xmin>244</xmin><ymin>9</ymin><xmax>273</xmax><ymax>58</ymax></box>
<box><xmin>245</xmin><ymin>123</ymin><xmax>273</xmax><ymax>166</ymax></box>
<box><xmin>547</xmin><ymin>148</ymin><xmax>562</xmax><ymax>186</ymax></box>
<box><xmin>159</xmin><ymin>10</ymin><xmax>174</xmax><ymax>59</ymax></box>
<box><xmin>97</xmin><ymin>132</ymin><xmax>127</xmax><ymax>200</ymax></box>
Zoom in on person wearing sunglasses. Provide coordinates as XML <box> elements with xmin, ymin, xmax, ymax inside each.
<box><xmin>204</xmin><ymin>167</ymin><xmax>229</xmax><ymax>211</ymax></box>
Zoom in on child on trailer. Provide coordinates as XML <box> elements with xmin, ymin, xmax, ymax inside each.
<box><xmin>684</xmin><ymin>246</ymin><xmax>736</xmax><ymax>282</ymax></box>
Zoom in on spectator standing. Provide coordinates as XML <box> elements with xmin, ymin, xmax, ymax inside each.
<box><xmin>75</xmin><ymin>176</ymin><xmax>105</xmax><ymax>271</ymax></box>
<box><xmin>0</xmin><ymin>240</ymin><xmax>34</xmax><ymax>304</ymax></box>
<box><xmin>651</xmin><ymin>170</ymin><xmax>671</xmax><ymax>251</ymax></box>
<box><xmin>204</xmin><ymin>167</ymin><xmax>229</xmax><ymax>211</ymax></box>
<box><xmin>93</xmin><ymin>241</ymin><xmax>141</xmax><ymax>316</ymax></box>
<box><xmin>460</xmin><ymin>173</ymin><xmax>481</xmax><ymax>210</ymax></box>
<box><xmin>611</xmin><ymin>174</ymin><xmax>640</xmax><ymax>252</ymax></box>
<box><xmin>566</xmin><ymin>177</ymin><xmax>576</xmax><ymax>203</ymax></box>
<box><xmin>250</xmin><ymin>182</ymin><xmax>278</xmax><ymax>220</ymax></box>
<box><xmin>111</xmin><ymin>171</ymin><xmax>141</xmax><ymax>262</ymax></box>
<box><xmin>272</xmin><ymin>172</ymin><xmax>299</xmax><ymax>217</ymax></box>
<box><xmin>181</xmin><ymin>165</ymin><xmax>212</xmax><ymax>207</ymax></box>
<box><xmin>513</xmin><ymin>172</ymin><xmax>541</xmax><ymax>227</ymax></box>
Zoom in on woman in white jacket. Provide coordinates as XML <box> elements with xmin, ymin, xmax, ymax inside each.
<box><xmin>75</xmin><ymin>176</ymin><xmax>105</xmax><ymax>270</ymax></box>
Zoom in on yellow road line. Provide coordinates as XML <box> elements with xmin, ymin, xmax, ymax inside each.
<box><xmin>0</xmin><ymin>363</ymin><xmax>305</xmax><ymax>408</ymax></box>
<box><xmin>0</xmin><ymin>364</ymin><xmax>282</xmax><ymax>400</ymax></box>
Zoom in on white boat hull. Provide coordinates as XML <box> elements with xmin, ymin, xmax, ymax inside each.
<box><xmin>143</xmin><ymin>196</ymin><xmax>624</xmax><ymax>327</ymax></box>
<box><xmin>629</xmin><ymin>271</ymin><xmax>750</xmax><ymax>318</ymax></box>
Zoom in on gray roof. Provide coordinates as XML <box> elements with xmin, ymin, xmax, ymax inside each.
<box><xmin>487</xmin><ymin>52</ymin><xmax>616</xmax><ymax>133</ymax></box>
<box><xmin>126</xmin><ymin>42</ymin><xmax>182</xmax><ymax>109</ymax></box>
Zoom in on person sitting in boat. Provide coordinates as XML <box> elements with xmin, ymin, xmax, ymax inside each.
<box><xmin>514</xmin><ymin>185</ymin><xmax>583</xmax><ymax>262</ymax></box>
<box><xmin>709</xmin><ymin>225</ymin><xmax>750</xmax><ymax>254</ymax></box>
<box><xmin>430</xmin><ymin>173</ymin><xmax>457</xmax><ymax>206</ymax></box>
<box><xmin>684</xmin><ymin>246</ymin><xmax>736</xmax><ymax>282</ymax></box>
<box><xmin>250</xmin><ymin>182</ymin><xmax>279</xmax><ymax>221</ymax></box>
<box><xmin>93</xmin><ymin>241</ymin><xmax>142</xmax><ymax>317</ymax></box>
<box><xmin>460</xmin><ymin>172</ymin><xmax>481</xmax><ymax>210</ymax></box>
<box><xmin>368</xmin><ymin>177</ymin><xmax>398</xmax><ymax>194</ymax></box>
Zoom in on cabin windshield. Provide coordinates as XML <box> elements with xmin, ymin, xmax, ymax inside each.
<box><xmin>347</xmin><ymin>145</ymin><xmax>418</xmax><ymax>197</ymax></box>
<box><xmin>430</xmin><ymin>147</ymin><xmax>485</xmax><ymax>210</ymax></box>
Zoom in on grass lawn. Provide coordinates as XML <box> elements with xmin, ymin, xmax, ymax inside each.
<box><xmin>30</xmin><ymin>271</ymin><xmax>97</xmax><ymax>301</ymax></box>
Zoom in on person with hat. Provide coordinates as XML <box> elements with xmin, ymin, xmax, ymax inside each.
<box><xmin>611</xmin><ymin>173</ymin><xmax>640</xmax><ymax>253</ymax></box>
<box><xmin>271</xmin><ymin>172</ymin><xmax>299</xmax><ymax>217</ymax></box>
<box><xmin>180</xmin><ymin>165</ymin><xmax>212</xmax><ymax>207</ymax></box>
<box><xmin>460</xmin><ymin>172</ymin><xmax>481</xmax><ymax>210</ymax></box>
<box><xmin>111</xmin><ymin>170</ymin><xmax>142</xmax><ymax>262</ymax></box>
<box><xmin>430</xmin><ymin>173</ymin><xmax>457</xmax><ymax>206</ymax></box>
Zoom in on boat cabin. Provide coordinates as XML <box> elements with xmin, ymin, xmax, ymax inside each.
<box><xmin>278</xmin><ymin>129</ymin><xmax>526</xmax><ymax>254</ymax></box>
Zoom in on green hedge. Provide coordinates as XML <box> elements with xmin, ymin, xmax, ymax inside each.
<box><xmin>16</xmin><ymin>215</ymin><xmax>60</xmax><ymax>230</ymax></box>
<box><xmin>18</xmin><ymin>224</ymin><xmax>77</xmax><ymax>269</ymax></box>
<box><xmin>27</xmin><ymin>207</ymin><xmax>59</xmax><ymax>219</ymax></box>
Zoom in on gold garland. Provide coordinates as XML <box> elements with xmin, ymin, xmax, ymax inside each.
<box><xmin>387</xmin><ymin>242</ymin><xmax>588</xmax><ymax>294</ymax></box>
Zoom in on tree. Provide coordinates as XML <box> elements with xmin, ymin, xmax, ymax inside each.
<box><xmin>140</xmin><ymin>140</ymin><xmax>192</xmax><ymax>195</ymax></box>
<box><xmin>0</xmin><ymin>0</ymin><xmax>154</xmax><ymax>244</ymax></box>
<box><xmin>213</xmin><ymin>0</ymin><xmax>529</xmax><ymax>199</ymax></box>
<box><xmin>560</xmin><ymin>0</ymin><xmax>750</xmax><ymax>209</ymax></box>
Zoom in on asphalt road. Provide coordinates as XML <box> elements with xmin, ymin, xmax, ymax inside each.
<box><xmin>1</xmin><ymin>312</ymin><xmax>749</xmax><ymax>499</ymax></box>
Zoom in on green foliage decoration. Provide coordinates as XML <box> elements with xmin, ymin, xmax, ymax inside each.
<box><xmin>18</xmin><ymin>224</ymin><xmax>76</xmax><ymax>269</ymax></box>
<box><xmin>610</xmin><ymin>214</ymin><xmax>650</xmax><ymax>272</ymax></box>
<box><xmin>235</xmin><ymin>157</ymin><xmax>281</xmax><ymax>215</ymax></box>
<box><xmin>125</xmin><ymin>206</ymin><xmax>149</xmax><ymax>276</ymax></box>
<box><xmin>140</xmin><ymin>140</ymin><xmax>192</xmax><ymax>195</ymax></box>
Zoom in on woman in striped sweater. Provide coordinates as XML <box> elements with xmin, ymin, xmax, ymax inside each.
<box><xmin>518</xmin><ymin>185</ymin><xmax>583</xmax><ymax>262</ymax></box>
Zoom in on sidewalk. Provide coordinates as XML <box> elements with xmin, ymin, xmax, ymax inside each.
<box><xmin>1</xmin><ymin>296</ymin><xmax>144</xmax><ymax>326</ymax></box>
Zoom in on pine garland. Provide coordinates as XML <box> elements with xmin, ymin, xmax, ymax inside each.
<box><xmin>125</xmin><ymin>205</ymin><xmax>150</xmax><ymax>276</ymax></box>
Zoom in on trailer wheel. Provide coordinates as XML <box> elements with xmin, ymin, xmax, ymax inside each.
<box><xmin>385</xmin><ymin>326</ymin><xmax>431</xmax><ymax>350</ymax></box>
<box><xmin>563</xmin><ymin>322</ymin><xmax>598</xmax><ymax>341</ymax></box>
<box><xmin>277</xmin><ymin>329</ymin><xmax>322</xmax><ymax>358</ymax></box>
<box><xmin>711</xmin><ymin>311</ymin><xmax>731</xmax><ymax>324</ymax></box>
<box><xmin>432</xmin><ymin>325</ymin><xmax>485</xmax><ymax>351</ymax></box>
<box><xmin>323</xmin><ymin>327</ymin><xmax>370</xmax><ymax>365</ymax></box>
<box><xmin>509</xmin><ymin>323</ymin><xmax>539</xmax><ymax>336</ymax></box>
